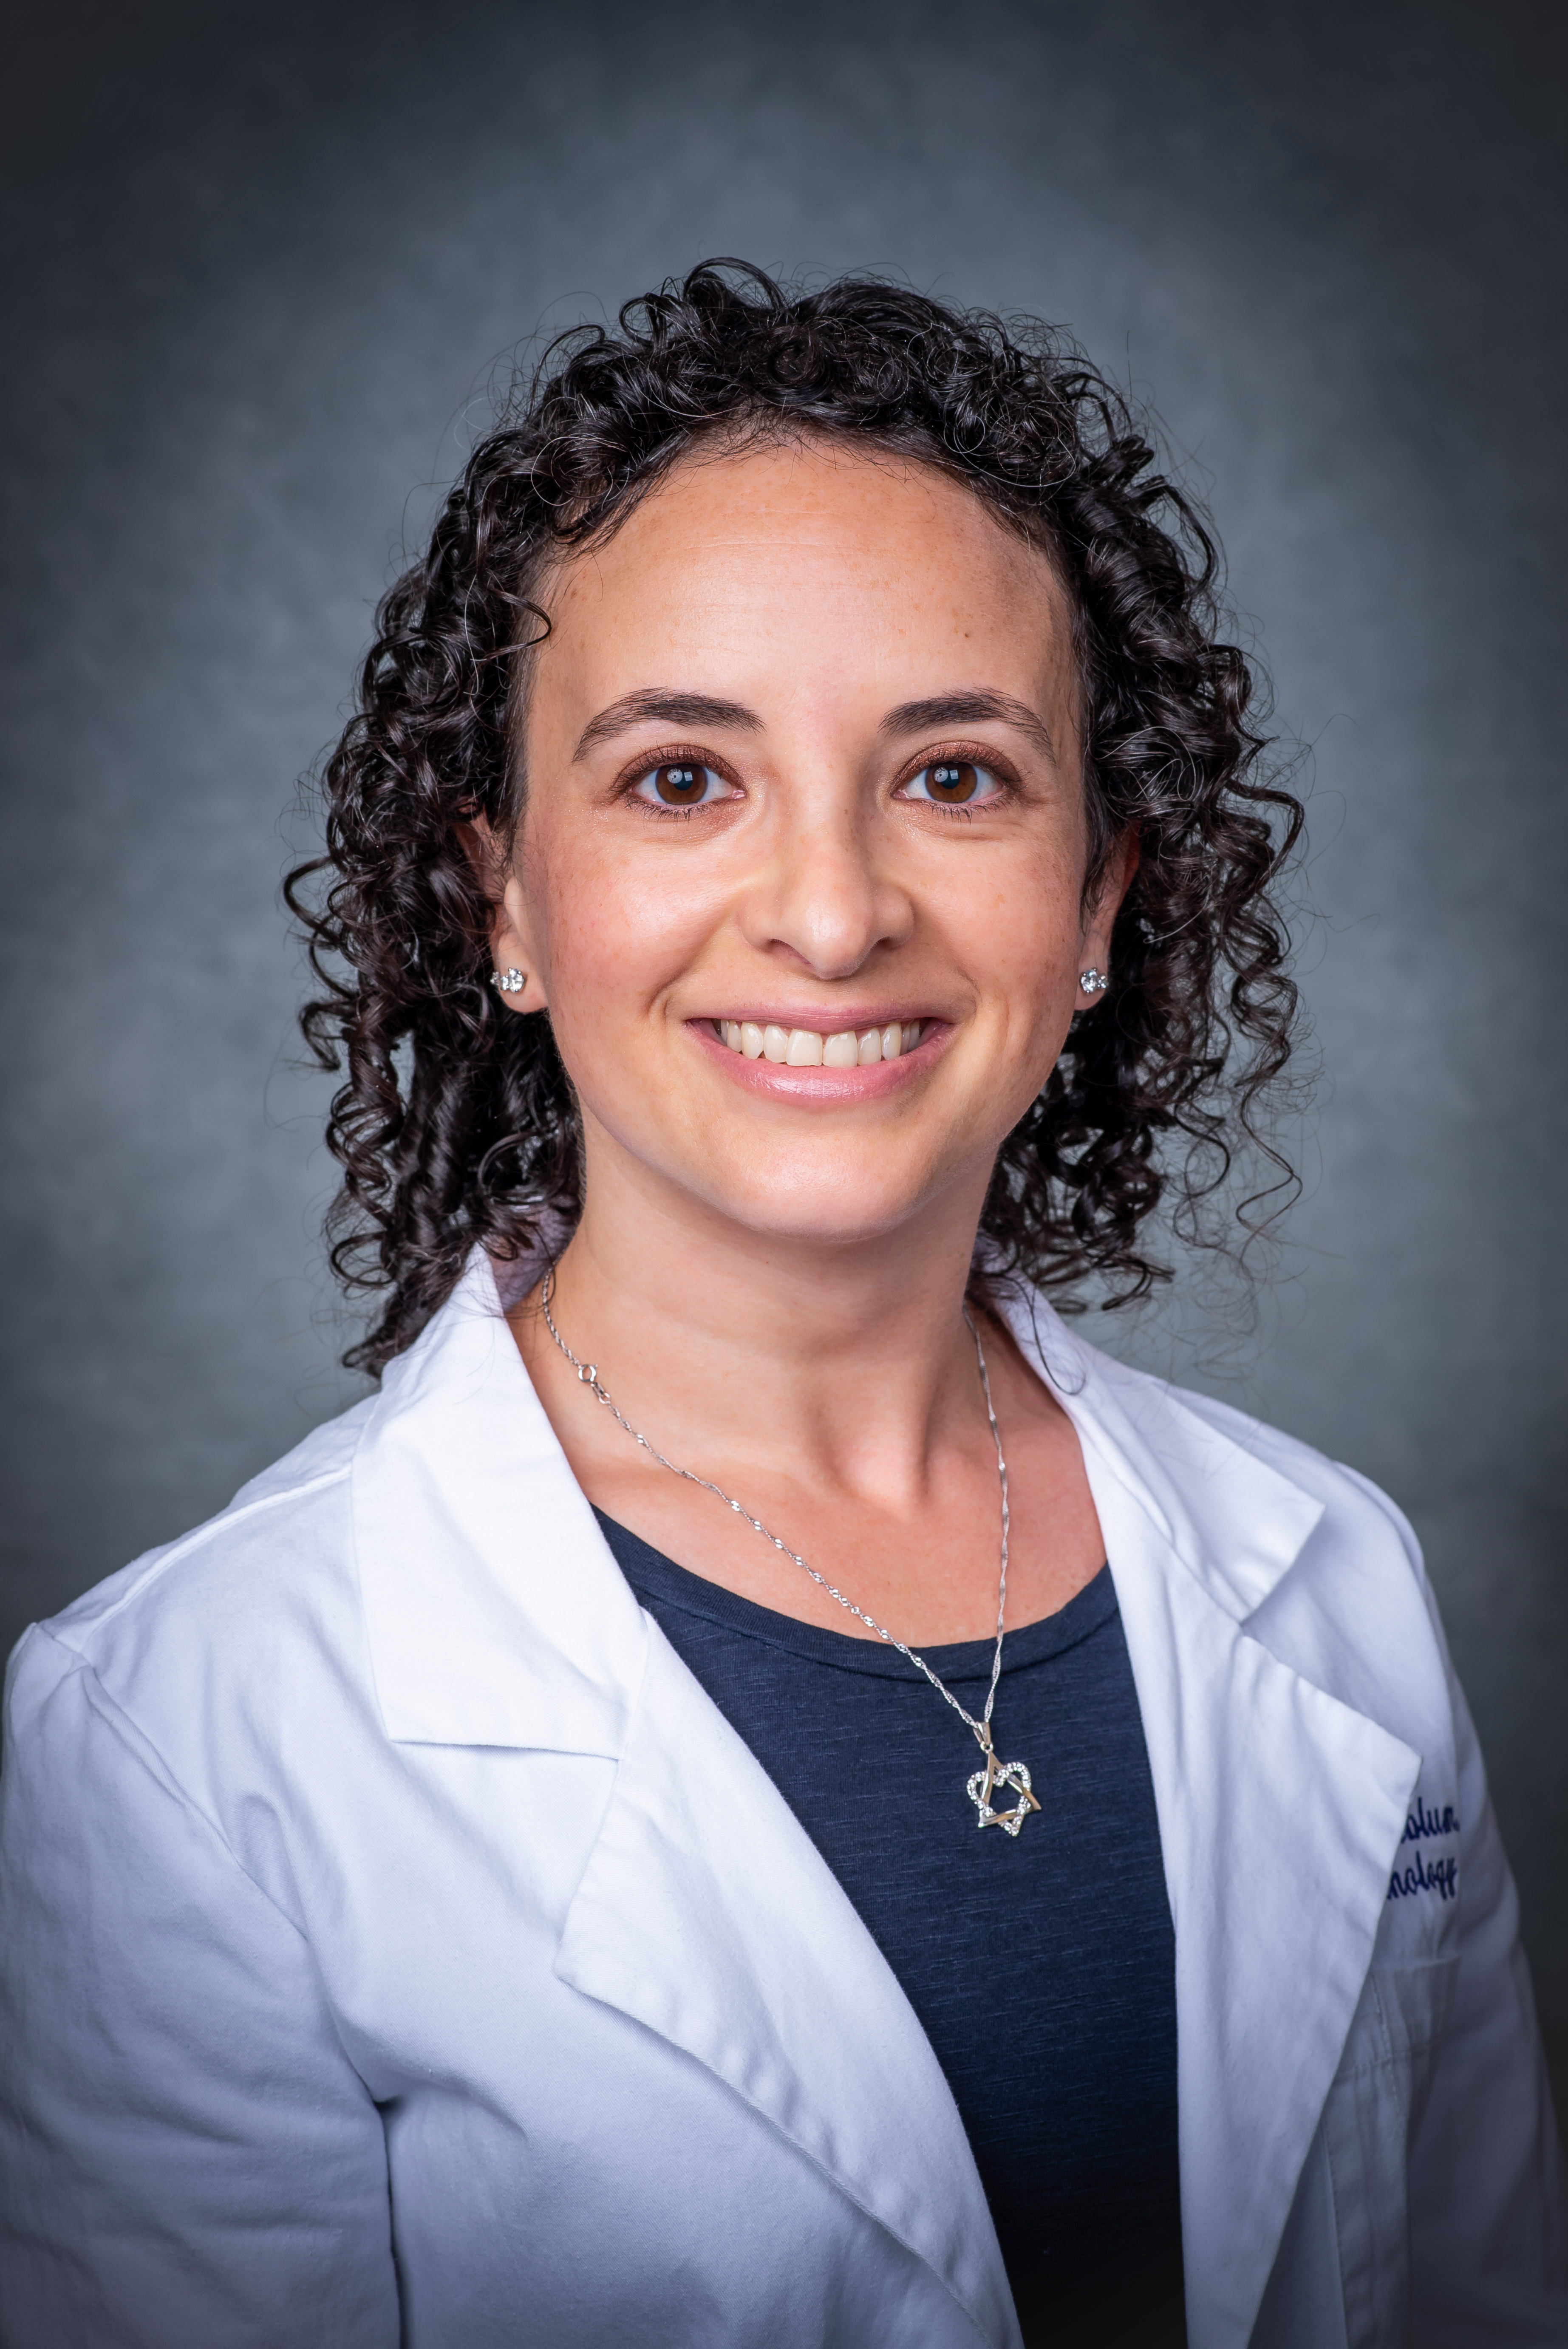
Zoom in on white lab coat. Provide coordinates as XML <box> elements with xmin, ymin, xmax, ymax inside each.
<box><xmin>0</xmin><ymin>1249</ymin><xmax>1561</xmax><ymax>2349</ymax></box>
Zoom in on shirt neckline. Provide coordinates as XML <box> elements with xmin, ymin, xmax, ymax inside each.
<box><xmin>593</xmin><ymin>1509</ymin><xmax>1117</xmax><ymax>1685</ymax></box>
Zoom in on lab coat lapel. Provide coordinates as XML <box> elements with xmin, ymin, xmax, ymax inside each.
<box><xmin>1002</xmin><ymin>1299</ymin><xmax>1420</xmax><ymax>2349</ymax></box>
<box><xmin>354</xmin><ymin>1254</ymin><xmax>1018</xmax><ymax>2346</ymax></box>
<box><xmin>557</xmin><ymin>1621</ymin><xmax>1019</xmax><ymax>2347</ymax></box>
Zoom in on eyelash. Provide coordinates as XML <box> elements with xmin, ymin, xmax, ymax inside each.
<box><xmin>892</xmin><ymin>745</ymin><xmax>1014</xmax><ymax>817</ymax></box>
<box><xmin>617</xmin><ymin>747</ymin><xmax>742</xmax><ymax>819</ymax></box>
<box><xmin>614</xmin><ymin>742</ymin><xmax>1017</xmax><ymax>818</ymax></box>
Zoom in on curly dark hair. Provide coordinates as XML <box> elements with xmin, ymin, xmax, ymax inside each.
<box><xmin>288</xmin><ymin>260</ymin><xmax>1303</xmax><ymax>1377</ymax></box>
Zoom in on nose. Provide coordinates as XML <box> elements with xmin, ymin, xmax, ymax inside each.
<box><xmin>738</xmin><ymin>796</ymin><xmax>914</xmax><ymax>980</ymax></box>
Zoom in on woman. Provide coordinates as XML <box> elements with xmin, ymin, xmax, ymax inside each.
<box><xmin>0</xmin><ymin>264</ymin><xmax>1560</xmax><ymax>2349</ymax></box>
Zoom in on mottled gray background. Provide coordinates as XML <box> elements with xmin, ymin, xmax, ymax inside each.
<box><xmin>3</xmin><ymin>0</ymin><xmax>1564</xmax><ymax>2093</ymax></box>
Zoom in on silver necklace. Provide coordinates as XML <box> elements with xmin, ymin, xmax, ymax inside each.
<box><xmin>539</xmin><ymin>1268</ymin><xmax>1041</xmax><ymax>1837</ymax></box>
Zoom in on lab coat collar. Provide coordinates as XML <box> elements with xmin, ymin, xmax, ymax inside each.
<box><xmin>998</xmin><ymin>1294</ymin><xmax>1421</xmax><ymax>2349</ymax></box>
<box><xmin>353</xmin><ymin>1245</ymin><xmax>648</xmax><ymax>1758</ymax></box>
<box><xmin>992</xmin><ymin>1285</ymin><xmax>1327</xmax><ymax>1620</ymax></box>
<box><xmin>354</xmin><ymin>1251</ymin><xmax>1420</xmax><ymax>2349</ymax></box>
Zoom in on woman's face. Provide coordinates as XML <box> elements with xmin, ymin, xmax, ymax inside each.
<box><xmin>492</xmin><ymin>437</ymin><xmax>1131</xmax><ymax>1249</ymax></box>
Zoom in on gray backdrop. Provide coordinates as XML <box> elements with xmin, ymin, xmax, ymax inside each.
<box><xmin>3</xmin><ymin>0</ymin><xmax>1564</xmax><ymax>2094</ymax></box>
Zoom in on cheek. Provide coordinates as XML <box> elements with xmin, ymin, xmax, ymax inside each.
<box><xmin>932</xmin><ymin>841</ymin><xmax>1085</xmax><ymax>1005</ymax></box>
<box><xmin>529</xmin><ymin>822</ymin><xmax>723</xmax><ymax>1018</ymax></box>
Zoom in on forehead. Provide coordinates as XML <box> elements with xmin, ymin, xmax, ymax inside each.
<box><xmin>531</xmin><ymin>437</ymin><xmax>1074</xmax><ymax>720</ymax></box>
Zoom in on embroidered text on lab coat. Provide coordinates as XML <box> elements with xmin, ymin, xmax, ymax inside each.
<box><xmin>1387</xmin><ymin>1800</ymin><xmax>1460</xmax><ymax>1901</ymax></box>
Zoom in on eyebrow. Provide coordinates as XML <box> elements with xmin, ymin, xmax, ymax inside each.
<box><xmin>880</xmin><ymin>692</ymin><xmax>1056</xmax><ymax>761</ymax></box>
<box><xmin>573</xmin><ymin>690</ymin><xmax>764</xmax><ymax>761</ymax></box>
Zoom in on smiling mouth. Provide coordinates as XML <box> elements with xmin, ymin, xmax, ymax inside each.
<box><xmin>710</xmin><ymin>1019</ymin><xmax>923</xmax><ymax>1067</ymax></box>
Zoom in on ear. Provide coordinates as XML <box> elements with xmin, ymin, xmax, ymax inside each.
<box><xmin>1079</xmin><ymin>826</ymin><xmax>1139</xmax><ymax>970</ymax></box>
<box><xmin>461</xmin><ymin>815</ymin><xmax>549</xmax><ymax>1015</ymax></box>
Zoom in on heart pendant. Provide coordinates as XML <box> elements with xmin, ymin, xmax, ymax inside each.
<box><xmin>966</xmin><ymin>1747</ymin><xmax>1041</xmax><ymax>1837</ymax></box>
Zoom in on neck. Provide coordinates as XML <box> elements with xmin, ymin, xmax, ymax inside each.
<box><xmin>536</xmin><ymin>1124</ymin><xmax>996</xmax><ymax>1501</ymax></box>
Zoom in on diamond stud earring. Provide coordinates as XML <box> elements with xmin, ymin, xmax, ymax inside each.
<box><xmin>491</xmin><ymin>967</ymin><xmax>526</xmax><ymax>995</ymax></box>
<box><xmin>1078</xmin><ymin>967</ymin><xmax>1110</xmax><ymax>994</ymax></box>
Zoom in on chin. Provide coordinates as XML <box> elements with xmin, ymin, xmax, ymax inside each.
<box><xmin>681</xmin><ymin>1150</ymin><xmax>971</xmax><ymax>1253</ymax></box>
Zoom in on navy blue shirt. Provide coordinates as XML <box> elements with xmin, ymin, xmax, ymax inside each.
<box><xmin>596</xmin><ymin>1514</ymin><xmax>1186</xmax><ymax>2348</ymax></box>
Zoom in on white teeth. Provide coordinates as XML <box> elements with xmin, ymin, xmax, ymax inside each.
<box><xmin>719</xmin><ymin>1020</ymin><xmax>923</xmax><ymax>1063</ymax></box>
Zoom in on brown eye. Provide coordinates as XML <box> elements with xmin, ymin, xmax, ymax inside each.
<box><xmin>901</xmin><ymin>760</ymin><xmax>1001</xmax><ymax>807</ymax></box>
<box><xmin>632</xmin><ymin>761</ymin><xmax>727</xmax><ymax>809</ymax></box>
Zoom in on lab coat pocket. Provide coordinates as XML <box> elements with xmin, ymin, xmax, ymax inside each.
<box><xmin>1322</xmin><ymin>1957</ymin><xmax>1460</xmax><ymax>2349</ymax></box>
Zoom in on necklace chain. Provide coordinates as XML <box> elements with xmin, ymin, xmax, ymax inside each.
<box><xmin>538</xmin><ymin>1267</ymin><xmax>1012</xmax><ymax>1753</ymax></box>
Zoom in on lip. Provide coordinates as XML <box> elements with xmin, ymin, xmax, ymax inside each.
<box><xmin>689</xmin><ymin>1015</ymin><xmax>951</xmax><ymax>1101</ymax></box>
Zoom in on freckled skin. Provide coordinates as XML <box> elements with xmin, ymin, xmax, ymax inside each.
<box><xmin>481</xmin><ymin>440</ymin><xmax>1137</xmax><ymax>1644</ymax></box>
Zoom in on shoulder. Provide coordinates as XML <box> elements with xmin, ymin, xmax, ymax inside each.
<box><xmin>1043</xmin><ymin>1316</ymin><xmax>1420</xmax><ymax>1574</ymax></box>
<box><xmin>45</xmin><ymin>1395</ymin><xmax>377</xmax><ymax>1649</ymax></box>
<box><xmin>10</xmin><ymin>1396</ymin><xmax>383</xmax><ymax>1795</ymax></box>
<box><xmin>1038</xmin><ymin>1319</ymin><xmax>1454</xmax><ymax>1755</ymax></box>
<box><xmin>1111</xmin><ymin>1352</ymin><xmax>1422</xmax><ymax>1563</ymax></box>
